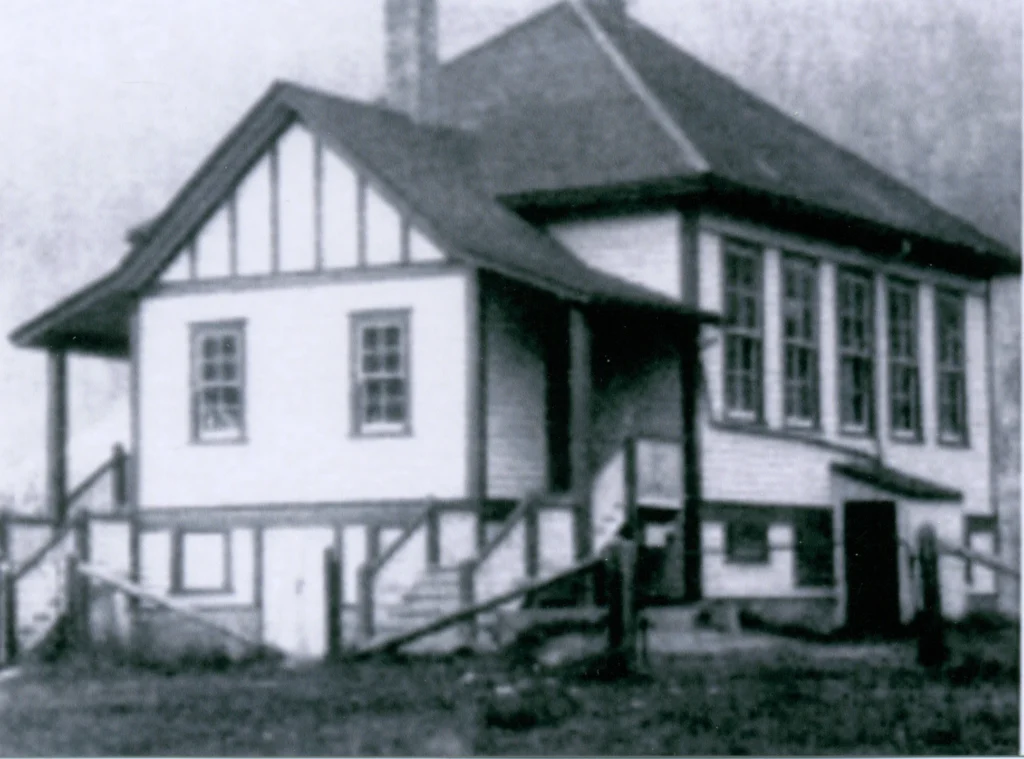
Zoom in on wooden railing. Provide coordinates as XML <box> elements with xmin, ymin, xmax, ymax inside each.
<box><xmin>0</xmin><ymin>445</ymin><xmax>130</xmax><ymax>662</ymax></box>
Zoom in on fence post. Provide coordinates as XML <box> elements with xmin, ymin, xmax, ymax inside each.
<box><xmin>325</xmin><ymin>547</ymin><xmax>341</xmax><ymax>661</ymax></box>
<box><xmin>605</xmin><ymin>540</ymin><xmax>639</xmax><ymax>675</ymax></box>
<box><xmin>358</xmin><ymin>564</ymin><xmax>374</xmax><ymax>642</ymax></box>
<box><xmin>917</xmin><ymin>524</ymin><xmax>946</xmax><ymax>668</ymax></box>
<box><xmin>524</xmin><ymin>498</ymin><xmax>539</xmax><ymax>580</ymax></box>
<box><xmin>0</xmin><ymin>566</ymin><xmax>12</xmax><ymax>663</ymax></box>
<box><xmin>65</xmin><ymin>555</ymin><xmax>81</xmax><ymax>653</ymax></box>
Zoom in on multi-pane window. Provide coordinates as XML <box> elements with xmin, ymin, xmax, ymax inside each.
<box><xmin>782</xmin><ymin>254</ymin><xmax>819</xmax><ymax>427</ymax></box>
<box><xmin>191</xmin><ymin>322</ymin><xmax>245</xmax><ymax>443</ymax></box>
<box><xmin>888</xmin><ymin>279</ymin><xmax>921</xmax><ymax>439</ymax></box>
<box><xmin>352</xmin><ymin>311</ymin><xmax>410</xmax><ymax>435</ymax></box>
<box><xmin>837</xmin><ymin>268</ymin><xmax>875</xmax><ymax>433</ymax></box>
<box><xmin>936</xmin><ymin>289</ymin><xmax>967</xmax><ymax>444</ymax></box>
<box><xmin>723</xmin><ymin>239</ymin><xmax>763</xmax><ymax>421</ymax></box>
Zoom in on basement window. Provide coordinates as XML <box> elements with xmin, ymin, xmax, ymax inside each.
<box><xmin>725</xmin><ymin>519</ymin><xmax>769</xmax><ymax>564</ymax></box>
<box><xmin>174</xmin><ymin>530</ymin><xmax>232</xmax><ymax>594</ymax></box>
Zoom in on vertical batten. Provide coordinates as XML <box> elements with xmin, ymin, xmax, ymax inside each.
<box><xmin>698</xmin><ymin>230</ymin><xmax>723</xmax><ymax>419</ymax></box>
<box><xmin>321</xmin><ymin>149</ymin><xmax>359</xmax><ymax>268</ymax></box>
<box><xmin>365</xmin><ymin>185</ymin><xmax>403</xmax><ymax>266</ymax></box>
<box><xmin>356</xmin><ymin>175</ymin><xmax>368</xmax><ymax>267</ymax></box>
<box><xmin>762</xmin><ymin>247</ymin><xmax>782</xmax><ymax>428</ymax></box>
<box><xmin>918</xmin><ymin>283</ymin><xmax>936</xmax><ymax>443</ymax></box>
<box><xmin>195</xmin><ymin>207</ymin><xmax>231</xmax><ymax>279</ymax></box>
<box><xmin>874</xmin><ymin>272</ymin><xmax>889</xmax><ymax>458</ymax></box>
<box><xmin>187</xmin><ymin>240</ymin><xmax>197</xmax><ymax>280</ymax></box>
<box><xmin>269</xmin><ymin>143</ymin><xmax>281</xmax><ymax>274</ymax></box>
<box><xmin>400</xmin><ymin>219</ymin><xmax>412</xmax><ymax>264</ymax></box>
<box><xmin>313</xmin><ymin>139</ymin><xmax>324</xmax><ymax>270</ymax></box>
<box><xmin>277</xmin><ymin>126</ymin><xmax>317</xmax><ymax>272</ymax></box>
<box><xmin>818</xmin><ymin>261</ymin><xmax>838</xmax><ymax>437</ymax></box>
<box><xmin>227</xmin><ymin>191</ymin><xmax>239</xmax><ymax>276</ymax></box>
<box><xmin>235</xmin><ymin>156</ymin><xmax>274</xmax><ymax>276</ymax></box>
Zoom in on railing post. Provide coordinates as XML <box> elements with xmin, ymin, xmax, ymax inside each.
<box><xmin>426</xmin><ymin>502</ymin><xmax>440</xmax><ymax>568</ymax></box>
<box><xmin>917</xmin><ymin>524</ymin><xmax>946</xmax><ymax>668</ymax></box>
<box><xmin>623</xmin><ymin>437</ymin><xmax>639</xmax><ymax>542</ymax></box>
<box><xmin>358</xmin><ymin>564</ymin><xmax>374</xmax><ymax>642</ymax></box>
<box><xmin>66</xmin><ymin>555</ymin><xmax>82</xmax><ymax>653</ymax></box>
<box><xmin>112</xmin><ymin>444</ymin><xmax>128</xmax><ymax>512</ymax></box>
<box><xmin>524</xmin><ymin>498</ymin><xmax>539</xmax><ymax>579</ymax></box>
<box><xmin>325</xmin><ymin>547</ymin><xmax>341</xmax><ymax>661</ymax></box>
<box><xmin>458</xmin><ymin>560</ymin><xmax>476</xmax><ymax>649</ymax></box>
<box><xmin>0</xmin><ymin>565</ymin><xmax>14</xmax><ymax>663</ymax></box>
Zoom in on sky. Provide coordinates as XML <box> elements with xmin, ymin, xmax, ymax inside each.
<box><xmin>0</xmin><ymin>0</ymin><xmax>1020</xmax><ymax>500</ymax></box>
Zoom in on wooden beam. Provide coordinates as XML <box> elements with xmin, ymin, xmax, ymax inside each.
<box><xmin>680</xmin><ymin>208</ymin><xmax>700</xmax><ymax>306</ymax></box>
<box><xmin>45</xmin><ymin>350</ymin><xmax>69</xmax><ymax>523</ymax></box>
<box><xmin>465</xmin><ymin>270</ymin><xmax>488</xmax><ymax>548</ymax></box>
<box><xmin>679</xmin><ymin>325</ymin><xmax>703</xmax><ymax>601</ymax></box>
<box><xmin>569</xmin><ymin>307</ymin><xmax>593</xmax><ymax>560</ymax></box>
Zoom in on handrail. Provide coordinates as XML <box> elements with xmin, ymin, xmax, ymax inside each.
<box><xmin>10</xmin><ymin>449</ymin><xmax>127</xmax><ymax>579</ymax></box>
<box><xmin>463</xmin><ymin>495</ymin><xmax>537</xmax><ymax>574</ymax></box>
<box><xmin>362</xmin><ymin>499</ymin><xmax>435</xmax><ymax>579</ymax></box>
<box><xmin>937</xmin><ymin>539</ymin><xmax>1020</xmax><ymax>580</ymax></box>
<box><xmin>356</xmin><ymin>552</ymin><xmax>606</xmax><ymax>656</ymax></box>
<box><xmin>78</xmin><ymin>562</ymin><xmax>283</xmax><ymax>657</ymax></box>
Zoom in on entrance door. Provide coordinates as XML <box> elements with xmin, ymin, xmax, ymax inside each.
<box><xmin>262</xmin><ymin>527</ymin><xmax>336</xmax><ymax>658</ymax></box>
<box><xmin>844</xmin><ymin>501</ymin><xmax>900</xmax><ymax>635</ymax></box>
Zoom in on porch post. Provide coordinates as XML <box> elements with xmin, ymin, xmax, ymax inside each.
<box><xmin>569</xmin><ymin>307</ymin><xmax>593</xmax><ymax>560</ymax></box>
<box><xmin>45</xmin><ymin>349</ymin><xmax>69</xmax><ymax>524</ymax></box>
<box><xmin>679</xmin><ymin>323</ymin><xmax>703</xmax><ymax>601</ymax></box>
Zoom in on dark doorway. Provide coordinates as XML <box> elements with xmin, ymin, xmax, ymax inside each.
<box><xmin>844</xmin><ymin>501</ymin><xmax>901</xmax><ymax>635</ymax></box>
<box><xmin>544</xmin><ymin>307</ymin><xmax>571</xmax><ymax>492</ymax></box>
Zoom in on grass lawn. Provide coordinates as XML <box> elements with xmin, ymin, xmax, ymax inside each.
<box><xmin>0</xmin><ymin>624</ymin><xmax>1017</xmax><ymax>756</ymax></box>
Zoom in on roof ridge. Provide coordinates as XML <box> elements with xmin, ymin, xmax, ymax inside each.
<box><xmin>567</xmin><ymin>0</ymin><xmax>709</xmax><ymax>174</ymax></box>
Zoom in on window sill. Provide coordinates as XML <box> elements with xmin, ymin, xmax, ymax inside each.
<box><xmin>938</xmin><ymin>436</ymin><xmax>970</xmax><ymax>450</ymax></box>
<box><xmin>837</xmin><ymin>426</ymin><xmax>874</xmax><ymax>440</ymax></box>
<box><xmin>191</xmin><ymin>433</ymin><xmax>247</xmax><ymax>446</ymax></box>
<box><xmin>724</xmin><ymin>556</ymin><xmax>771</xmax><ymax>567</ymax></box>
<box><xmin>889</xmin><ymin>430</ymin><xmax>924</xmax><ymax>445</ymax></box>
<box><xmin>351</xmin><ymin>426</ymin><xmax>413</xmax><ymax>440</ymax></box>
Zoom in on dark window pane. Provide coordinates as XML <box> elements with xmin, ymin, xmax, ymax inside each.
<box><xmin>726</xmin><ymin>520</ymin><xmax>769</xmax><ymax>563</ymax></box>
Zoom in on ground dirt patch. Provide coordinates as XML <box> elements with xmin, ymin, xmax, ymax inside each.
<box><xmin>0</xmin><ymin>629</ymin><xmax>1017</xmax><ymax>756</ymax></box>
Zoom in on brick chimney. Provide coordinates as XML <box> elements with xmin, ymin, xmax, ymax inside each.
<box><xmin>384</xmin><ymin>0</ymin><xmax>439</xmax><ymax>123</ymax></box>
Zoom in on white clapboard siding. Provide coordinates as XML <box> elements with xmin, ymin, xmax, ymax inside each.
<box><xmin>156</xmin><ymin>123</ymin><xmax>446</xmax><ymax>285</ymax></box>
<box><xmin>236</xmin><ymin>156</ymin><xmax>274</xmax><ymax>276</ymax></box>
<box><xmin>365</xmin><ymin>184</ymin><xmax>403</xmax><ymax>266</ymax></box>
<box><xmin>278</xmin><ymin>125</ymin><xmax>317</xmax><ymax>272</ymax></box>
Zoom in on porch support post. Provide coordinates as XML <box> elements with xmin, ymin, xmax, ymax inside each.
<box><xmin>465</xmin><ymin>269</ymin><xmax>488</xmax><ymax>550</ymax></box>
<box><xmin>569</xmin><ymin>307</ymin><xmax>593</xmax><ymax>561</ymax></box>
<box><xmin>45</xmin><ymin>349</ymin><xmax>69</xmax><ymax>524</ymax></box>
<box><xmin>679</xmin><ymin>323</ymin><xmax>703</xmax><ymax>602</ymax></box>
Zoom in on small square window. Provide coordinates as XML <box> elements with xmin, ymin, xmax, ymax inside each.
<box><xmin>726</xmin><ymin>520</ymin><xmax>769</xmax><ymax>564</ymax></box>
<box><xmin>174</xmin><ymin>530</ymin><xmax>232</xmax><ymax>594</ymax></box>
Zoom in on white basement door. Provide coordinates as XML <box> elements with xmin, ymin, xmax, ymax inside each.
<box><xmin>262</xmin><ymin>526</ymin><xmax>336</xmax><ymax>658</ymax></box>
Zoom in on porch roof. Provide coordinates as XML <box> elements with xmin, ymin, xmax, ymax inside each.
<box><xmin>831</xmin><ymin>461</ymin><xmax>963</xmax><ymax>503</ymax></box>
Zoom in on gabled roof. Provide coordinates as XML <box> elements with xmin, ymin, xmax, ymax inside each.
<box><xmin>10</xmin><ymin>81</ymin><xmax>714</xmax><ymax>352</ymax></box>
<box><xmin>832</xmin><ymin>461</ymin><xmax>963</xmax><ymax>502</ymax></box>
<box><xmin>441</xmin><ymin>1</ymin><xmax>1018</xmax><ymax>270</ymax></box>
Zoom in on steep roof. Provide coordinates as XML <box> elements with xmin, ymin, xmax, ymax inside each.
<box><xmin>10</xmin><ymin>82</ymin><xmax>713</xmax><ymax>352</ymax></box>
<box><xmin>440</xmin><ymin>1</ymin><xmax>1017</xmax><ymax>269</ymax></box>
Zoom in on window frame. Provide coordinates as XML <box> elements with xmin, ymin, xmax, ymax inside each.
<box><xmin>350</xmin><ymin>309</ymin><xmax>413</xmax><ymax>438</ymax></box>
<box><xmin>781</xmin><ymin>253</ymin><xmax>820</xmax><ymax>430</ymax></box>
<box><xmin>935</xmin><ymin>288</ymin><xmax>969</xmax><ymax>447</ymax></box>
<box><xmin>189</xmin><ymin>320</ymin><xmax>247</xmax><ymax>445</ymax></box>
<box><xmin>836</xmin><ymin>267</ymin><xmax>876</xmax><ymax>436</ymax></box>
<box><xmin>887</xmin><ymin>278</ymin><xmax>923</xmax><ymax>442</ymax></box>
<box><xmin>725</xmin><ymin>518</ymin><xmax>770</xmax><ymax>565</ymax></box>
<box><xmin>171</xmin><ymin>528</ymin><xmax>233</xmax><ymax>596</ymax></box>
<box><xmin>721</xmin><ymin>238</ymin><xmax>764</xmax><ymax>424</ymax></box>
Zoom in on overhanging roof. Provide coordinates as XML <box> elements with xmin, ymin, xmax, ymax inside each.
<box><xmin>832</xmin><ymin>461</ymin><xmax>963</xmax><ymax>502</ymax></box>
